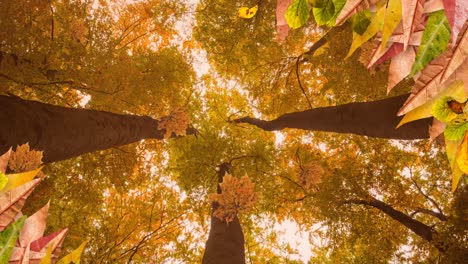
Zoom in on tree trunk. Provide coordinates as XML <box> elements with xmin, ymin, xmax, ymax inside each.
<box><xmin>234</xmin><ymin>94</ymin><xmax>433</xmax><ymax>140</ymax></box>
<box><xmin>346</xmin><ymin>197</ymin><xmax>445</xmax><ymax>252</ymax></box>
<box><xmin>0</xmin><ymin>95</ymin><xmax>195</xmax><ymax>163</ymax></box>
<box><xmin>202</xmin><ymin>162</ymin><xmax>246</xmax><ymax>264</ymax></box>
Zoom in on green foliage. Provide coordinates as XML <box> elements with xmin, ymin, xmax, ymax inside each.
<box><xmin>410</xmin><ymin>10</ymin><xmax>451</xmax><ymax>76</ymax></box>
<box><xmin>312</xmin><ymin>0</ymin><xmax>335</xmax><ymax>26</ymax></box>
<box><xmin>431</xmin><ymin>96</ymin><xmax>459</xmax><ymax>123</ymax></box>
<box><xmin>444</xmin><ymin>117</ymin><xmax>468</xmax><ymax>141</ymax></box>
<box><xmin>0</xmin><ymin>216</ymin><xmax>26</xmax><ymax>262</ymax></box>
<box><xmin>285</xmin><ymin>0</ymin><xmax>310</xmax><ymax>29</ymax></box>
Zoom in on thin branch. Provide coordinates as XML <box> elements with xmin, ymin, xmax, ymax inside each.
<box><xmin>410</xmin><ymin>207</ymin><xmax>448</xmax><ymax>221</ymax></box>
<box><xmin>410</xmin><ymin>172</ymin><xmax>445</xmax><ymax>215</ymax></box>
<box><xmin>296</xmin><ymin>55</ymin><xmax>312</xmax><ymax>108</ymax></box>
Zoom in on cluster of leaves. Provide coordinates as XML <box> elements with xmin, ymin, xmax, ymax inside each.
<box><xmin>208</xmin><ymin>174</ymin><xmax>258</xmax><ymax>224</ymax></box>
<box><xmin>299</xmin><ymin>161</ymin><xmax>324</xmax><ymax>190</ymax></box>
<box><xmin>276</xmin><ymin>0</ymin><xmax>468</xmax><ymax>191</ymax></box>
<box><xmin>157</xmin><ymin>107</ymin><xmax>191</xmax><ymax>139</ymax></box>
<box><xmin>0</xmin><ymin>146</ymin><xmax>86</xmax><ymax>263</ymax></box>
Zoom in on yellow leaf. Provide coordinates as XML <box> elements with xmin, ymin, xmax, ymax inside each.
<box><xmin>2</xmin><ymin>167</ymin><xmax>43</xmax><ymax>193</ymax></box>
<box><xmin>57</xmin><ymin>241</ymin><xmax>87</xmax><ymax>264</ymax></box>
<box><xmin>380</xmin><ymin>0</ymin><xmax>402</xmax><ymax>50</ymax></box>
<box><xmin>397</xmin><ymin>80</ymin><xmax>466</xmax><ymax>128</ymax></box>
<box><xmin>454</xmin><ymin>132</ymin><xmax>468</xmax><ymax>192</ymax></box>
<box><xmin>237</xmin><ymin>5</ymin><xmax>258</xmax><ymax>19</ymax></box>
<box><xmin>451</xmin><ymin>161</ymin><xmax>464</xmax><ymax>193</ymax></box>
<box><xmin>39</xmin><ymin>245</ymin><xmax>53</xmax><ymax>264</ymax></box>
<box><xmin>346</xmin><ymin>7</ymin><xmax>385</xmax><ymax>59</ymax></box>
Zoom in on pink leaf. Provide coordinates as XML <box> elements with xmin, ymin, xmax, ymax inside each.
<box><xmin>443</xmin><ymin>0</ymin><xmax>468</xmax><ymax>46</ymax></box>
<box><xmin>0</xmin><ymin>148</ymin><xmax>11</xmax><ymax>174</ymax></box>
<box><xmin>388</xmin><ymin>46</ymin><xmax>416</xmax><ymax>93</ymax></box>
<box><xmin>276</xmin><ymin>0</ymin><xmax>293</xmax><ymax>42</ymax></box>
<box><xmin>424</xmin><ymin>0</ymin><xmax>444</xmax><ymax>13</ymax></box>
<box><xmin>335</xmin><ymin>0</ymin><xmax>378</xmax><ymax>26</ymax></box>
<box><xmin>401</xmin><ymin>0</ymin><xmax>425</xmax><ymax>50</ymax></box>
<box><xmin>19</xmin><ymin>202</ymin><xmax>50</xmax><ymax>248</ymax></box>
<box><xmin>368</xmin><ymin>42</ymin><xmax>404</xmax><ymax>68</ymax></box>
<box><xmin>429</xmin><ymin>119</ymin><xmax>446</xmax><ymax>143</ymax></box>
<box><xmin>0</xmin><ymin>179</ymin><xmax>41</xmax><ymax>231</ymax></box>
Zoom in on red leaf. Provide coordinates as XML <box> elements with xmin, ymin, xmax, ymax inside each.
<box><xmin>443</xmin><ymin>0</ymin><xmax>468</xmax><ymax>45</ymax></box>
<box><xmin>368</xmin><ymin>42</ymin><xmax>404</xmax><ymax>68</ymax></box>
<box><xmin>29</xmin><ymin>228</ymin><xmax>68</xmax><ymax>253</ymax></box>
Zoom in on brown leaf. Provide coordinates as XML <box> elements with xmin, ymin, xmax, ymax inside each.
<box><xmin>8</xmin><ymin>144</ymin><xmax>43</xmax><ymax>173</ymax></box>
<box><xmin>0</xmin><ymin>179</ymin><xmax>41</xmax><ymax>231</ymax></box>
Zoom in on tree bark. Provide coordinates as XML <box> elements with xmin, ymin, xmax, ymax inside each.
<box><xmin>346</xmin><ymin>197</ymin><xmax>445</xmax><ymax>252</ymax></box>
<box><xmin>0</xmin><ymin>95</ymin><xmax>195</xmax><ymax>163</ymax></box>
<box><xmin>234</xmin><ymin>94</ymin><xmax>433</xmax><ymax>140</ymax></box>
<box><xmin>202</xmin><ymin>162</ymin><xmax>246</xmax><ymax>264</ymax></box>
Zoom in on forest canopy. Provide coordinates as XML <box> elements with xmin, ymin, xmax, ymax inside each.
<box><xmin>0</xmin><ymin>0</ymin><xmax>467</xmax><ymax>263</ymax></box>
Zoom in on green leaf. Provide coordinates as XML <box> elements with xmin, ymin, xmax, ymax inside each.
<box><xmin>327</xmin><ymin>0</ymin><xmax>346</xmax><ymax>26</ymax></box>
<box><xmin>351</xmin><ymin>10</ymin><xmax>371</xmax><ymax>35</ymax></box>
<box><xmin>410</xmin><ymin>10</ymin><xmax>451</xmax><ymax>76</ymax></box>
<box><xmin>444</xmin><ymin>116</ymin><xmax>468</xmax><ymax>141</ymax></box>
<box><xmin>431</xmin><ymin>96</ymin><xmax>459</xmax><ymax>123</ymax></box>
<box><xmin>0</xmin><ymin>216</ymin><xmax>27</xmax><ymax>262</ymax></box>
<box><xmin>313</xmin><ymin>0</ymin><xmax>335</xmax><ymax>26</ymax></box>
<box><xmin>0</xmin><ymin>172</ymin><xmax>7</xmax><ymax>191</ymax></box>
<box><xmin>397</xmin><ymin>80</ymin><xmax>466</xmax><ymax>127</ymax></box>
<box><xmin>285</xmin><ymin>0</ymin><xmax>310</xmax><ymax>29</ymax></box>
<box><xmin>346</xmin><ymin>7</ymin><xmax>385</xmax><ymax>59</ymax></box>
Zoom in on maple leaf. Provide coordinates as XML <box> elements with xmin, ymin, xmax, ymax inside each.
<box><xmin>8</xmin><ymin>143</ymin><xmax>43</xmax><ymax>173</ymax></box>
<box><xmin>157</xmin><ymin>108</ymin><xmax>190</xmax><ymax>139</ymax></box>
<box><xmin>299</xmin><ymin>161</ymin><xmax>324</xmax><ymax>190</ymax></box>
<box><xmin>208</xmin><ymin>174</ymin><xmax>258</xmax><ymax>224</ymax></box>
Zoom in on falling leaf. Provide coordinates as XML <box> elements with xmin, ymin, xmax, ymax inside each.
<box><xmin>0</xmin><ymin>148</ymin><xmax>11</xmax><ymax>173</ymax></box>
<box><xmin>0</xmin><ymin>216</ymin><xmax>26</xmax><ymax>263</ymax></box>
<box><xmin>443</xmin><ymin>0</ymin><xmax>468</xmax><ymax>46</ymax></box>
<box><xmin>0</xmin><ymin>173</ymin><xmax>8</xmax><ymax>192</ymax></box>
<box><xmin>8</xmin><ymin>143</ymin><xmax>43</xmax><ymax>173</ymax></box>
<box><xmin>380</xmin><ymin>0</ymin><xmax>402</xmax><ymax>50</ymax></box>
<box><xmin>397</xmin><ymin>80</ymin><xmax>466</xmax><ymax>127</ymax></box>
<box><xmin>410</xmin><ymin>10</ymin><xmax>451</xmax><ymax>76</ymax></box>
<box><xmin>237</xmin><ymin>5</ymin><xmax>258</xmax><ymax>19</ymax></box>
<box><xmin>444</xmin><ymin>115</ymin><xmax>468</xmax><ymax>140</ymax></box>
<box><xmin>277</xmin><ymin>0</ymin><xmax>294</xmax><ymax>42</ymax></box>
<box><xmin>346</xmin><ymin>6</ymin><xmax>385</xmax><ymax>59</ymax></box>
<box><xmin>285</xmin><ymin>0</ymin><xmax>310</xmax><ymax>29</ymax></box>
<box><xmin>351</xmin><ymin>10</ymin><xmax>372</xmax><ymax>35</ymax></box>
<box><xmin>19</xmin><ymin>202</ymin><xmax>50</xmax><ymax>248</ymax></box>
<box><xmin>388</xmin><ymin>46</ymin><xmax>416</xmax><ymax>93</ymax></box>
<box><xmin>2</xmin><ymin>167</ymin><xmax>43</xmax><ymax>193</ymax></box>
<box><xmin>335</xmin><ymin>0</ymin><xmax>378</xmax><ymax>26</ymax></box>
<box><xmin>0</xmin><ymin>179</ymin><xmax>41</xmax><ymax>231</ymax></box>
<box><xmin>313</xmin><ymin>0</ymin><xmax>335</xmax><ymax>26</ymax></box>
<box><xmin>57</xmin><ymin>241</ymin><xmax>87</xmax><ymax>264</ymax></box>
<box><xmin>401</xmin><ymin>0</ymin><xmax>425</xmax><ymax>50</ymax></box>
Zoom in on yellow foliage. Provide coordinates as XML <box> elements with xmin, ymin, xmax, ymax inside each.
<box><xmin>209</xmin><ymin>174</ymin><xmax>258</xmax><ymax>224</ymax></box>
<box><xmin>299</xmin><ymin>161</ymin><xmax>324</xmax><ymax>189</ymax></box>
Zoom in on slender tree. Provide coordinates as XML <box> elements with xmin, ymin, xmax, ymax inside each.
<box><xmin>234</xmin><ymin>94</ymin><xmax>433</xmax><ymax>140</ymax></box>
<box><xmin>0</xmin><ymin>95</ymin><xmax>196</xmax><ymax>163</ymax></box>
<box><xmin>202</xmin><ymin>162</ymin><xmax>246</xmax><ymax>264</ymax></box>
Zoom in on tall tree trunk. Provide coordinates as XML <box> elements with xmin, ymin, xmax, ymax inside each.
<box><xmin>234</xmin><ymin>94</ymin><xmax>433</xmax><ymax>140</ymax></box>
<box><xmin>346</xmin><ymin>197</ymin><xmax>445</xmax><ymax>252</ymax></box>
<box><xmin>202</xmin><ymin>162</ymin><xmax>246</xmax><ymax>264</ymax></box>
<box><xmin>0</xmin><ymin>95</ymin><xmax>195</xmax><ymax>163</ymax></box>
